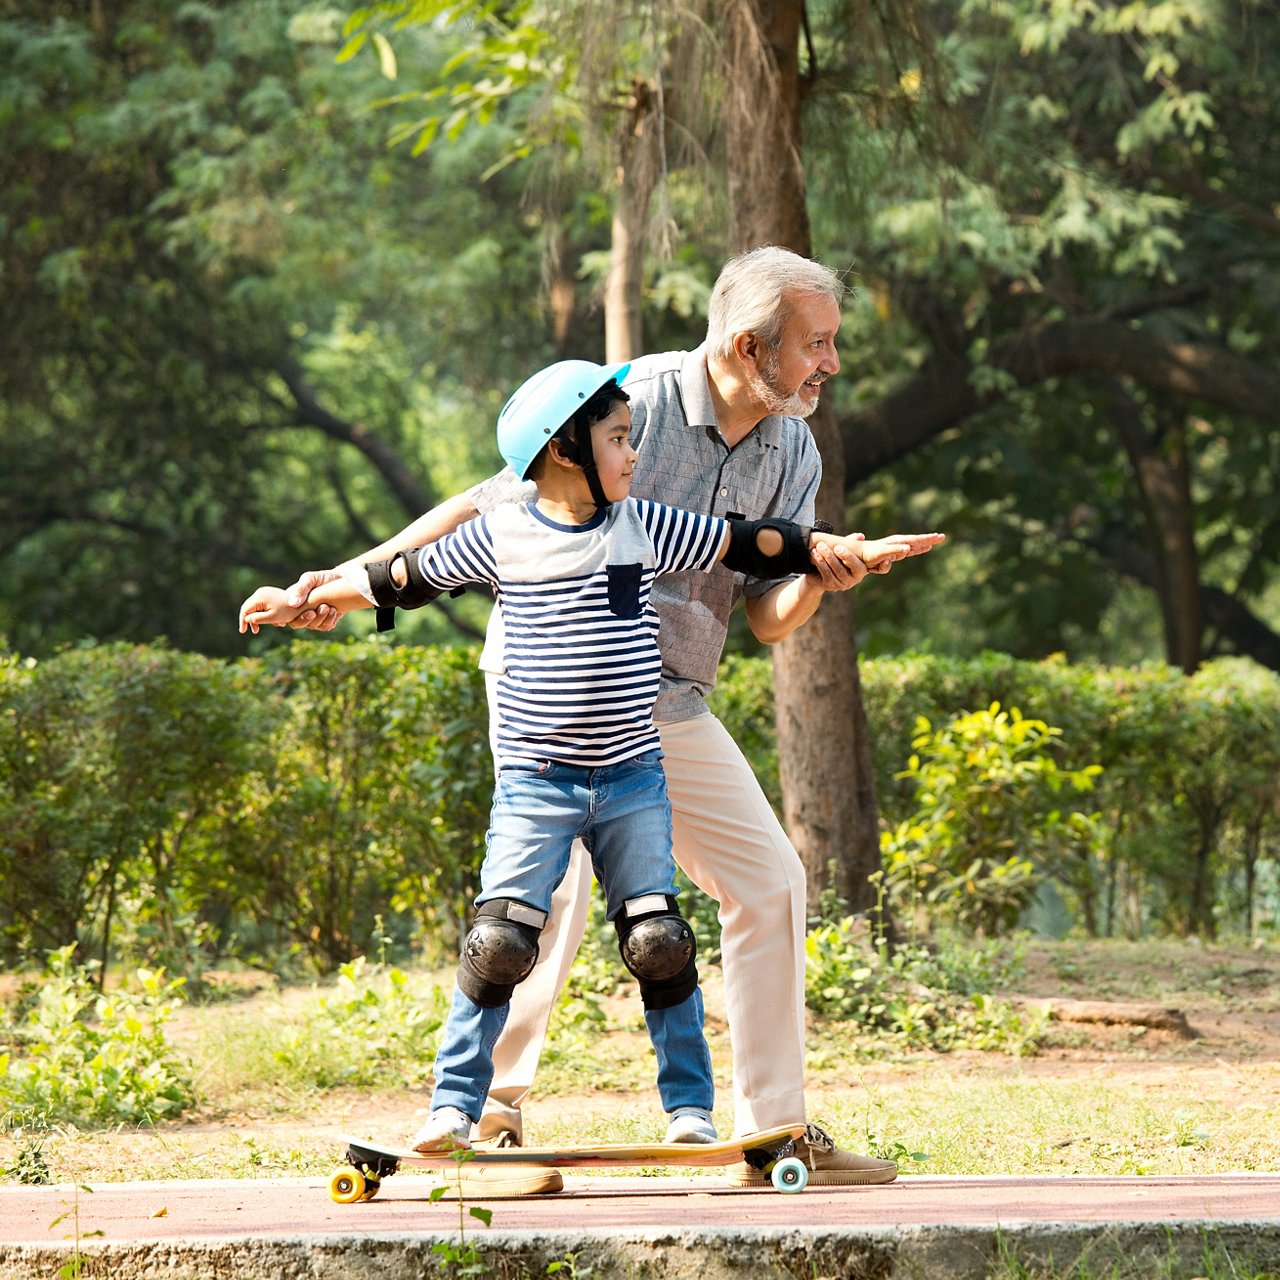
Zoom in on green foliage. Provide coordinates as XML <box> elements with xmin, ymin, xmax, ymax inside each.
<box><xmin>239</xmin><ymin>639</ymin><xmax>492</xmax><ymax>970</ymax></box>
<box><xmin>2</xmin><ymin>642</ymin><xmax>1276</xmax><ymax>986</ymax></box>
<box><xmin>706</xmin><ymin>654</ymin><xmax>782</xmax><ymax>811</ymax></box>
<box><xmin>882</xmin><ymin>703</ymin><xmax>1105</xmax><ymax>934</ymax></box>
<box><xmin>0</xmin><ymin>0</ymin><xmax>549</xmax><ymax>658</ymax></box>
<box><xmin>804</xmin><ymin>919</ymin><xmax>1043</xmax><ymax>1055</ymax></box>
<box><xmin>818</xmin><ymin>0</ymin><xmax>1280</xmax><ymax>673</ymax></box>
<box><xmin>717</xmin><ymin>651</ymin><xmax>1280</xmax><ymax>939</ymax></box>
<box><xmin>0</xmin><ymin>946</ymin><xmax>194</xmax><ymax>1126</ymax></box>
<box><xmin>271</xmin><ymin>957</ymin><xmax>449</xmax><ymax>1088</ymax></box>
<box><xmin>0</xmin><ymin>639</ymin><xmax>491</xmax><ymax>977</ymax></box>
<box><xmin>0</xmin><ymin>642</ymin><xmax>269</xmax><ymax>971</ymax></box>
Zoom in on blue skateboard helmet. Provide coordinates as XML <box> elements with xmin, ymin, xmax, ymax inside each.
<box><xmin>496</xmin><ymin>359</ymin><xmax>631</xmax><ymax>480</ymax></box>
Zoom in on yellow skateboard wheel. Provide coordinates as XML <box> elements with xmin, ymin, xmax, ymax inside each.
<box><xmin>771</xmin><ymin>1157</ymin><xmax>808</xmax><ymax>1193</ymax></box>
<box><xmin>329</xmin><ymin>1167</ymin><xmax>368</xmax><ymax>1204</ymax></box>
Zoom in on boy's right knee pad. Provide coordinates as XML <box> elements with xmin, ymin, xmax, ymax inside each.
<box><xmin>459</xmin><ymin>899</ymin><xmax>546</xmax><ymax>1008</ymax></box>
<box><xmin>615</xmin><ymin>894</ymin><xmax>698</xmax><ymax>1011</ymax></box>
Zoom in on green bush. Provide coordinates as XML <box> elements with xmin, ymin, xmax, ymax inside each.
<box><xmin>882</xmin><ymin>703</ymin><xmax>1105</xmax><ymax>934</ymax></box>
<box><xmin>0</xmin><ymin>946</ymin><xmax>195</xmax><ymax>1126</ymax></box>
<box><xmin>0</xmin><ymin>642</ymin><xmax>267</xmax><ymax>973</ymax></box>
<box><xmin>2</xmin><ymin>642</ymin><xmax>1276</xmax><ymax>979</ymax></box>
<box><xmin>270</xmin><ymin>957</ymin><xmax>449</xmax><ymax>1089</ymax></box>
<box><xmin>235</xmin><ymin>640</ymin><xmax>491</xmax><ymax>971</ymax></box>
<box><xmin>717</xmin><ymin>651</ymin><xmax>1280</xmax><ymax>939</ymax></box>
<box><xmin>804</xmin><ymin>920</ymin><xmax>1042</xmax><ymax>1054</ymax></box>
<box><xmin>0</xmin><ymin>639</ymin><xmax>492</xmax><ymax>976</ymax></box>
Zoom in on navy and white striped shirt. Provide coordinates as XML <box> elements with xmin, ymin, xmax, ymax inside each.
<box><xmin>468</xmin><ymin>345</ymin><xmax>822</xmax><ymax>723</ymax></box>
<box><xmin>408</xmin><ymin>498</ymin><xmax>727</xmax><ymax>766</ymax></box>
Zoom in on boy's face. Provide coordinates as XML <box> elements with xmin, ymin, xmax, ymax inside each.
<box><xmin>588</xmin><ymin>403</ymin><xmax>638</xmax><ymax>502</ymax></box>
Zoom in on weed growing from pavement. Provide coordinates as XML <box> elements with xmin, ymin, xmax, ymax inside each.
<box><xmin>428</xmin><ymin>1149</ymin><xmax>492</xmax><ymax>1277</ymax></box>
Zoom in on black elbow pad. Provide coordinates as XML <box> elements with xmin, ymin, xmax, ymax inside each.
<box><xmin>722</xmin><ymin>518</ymin><xmax>814</xmax><ymax>578</ymax></box>
<box><xmin>365</xmin><ymin>550</ymin><xmax>458</xmax><ymax>632</ymax></box>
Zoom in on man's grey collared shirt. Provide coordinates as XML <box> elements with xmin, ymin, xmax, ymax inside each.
<box><xmin>467</xmin><ymin>344</ymin><xmax>822</xmax><ymax>723</ymax></box>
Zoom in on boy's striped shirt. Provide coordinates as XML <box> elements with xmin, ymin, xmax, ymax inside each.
<box><xmin>411</xmin><ymin>498</ymin><xmax>726</xmax><ymax>766</ymax></box>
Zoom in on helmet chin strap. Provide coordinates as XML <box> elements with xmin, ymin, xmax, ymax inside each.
<box><xmin>560</xmin><ymin>415</ymin><xmax>611</xmax><ymax>511</ymax></box>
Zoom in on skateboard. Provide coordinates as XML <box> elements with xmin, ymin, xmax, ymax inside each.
<box><xmin>329</xmin><ymin>1122</ymin><xmax>809</xmax><ymax>1201</ymax></box>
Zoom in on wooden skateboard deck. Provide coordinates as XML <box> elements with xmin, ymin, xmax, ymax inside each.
<box><xmin>330</xmin><ymin>1122</ymin><xmax>809</xmax><ymax>1201</ymax></box>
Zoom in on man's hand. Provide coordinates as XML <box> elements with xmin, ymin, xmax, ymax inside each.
<box><xmin>807</xmin><ymin>530</ymin><xmax>944</xmax><ymax>591</ymax></box>
<box><xmin>282</xmin><ymin>568</ymin><xmax>346</xmax><ymax>632</ymax></box>
<box><xmin>238</xmin><ymin>569</ymin><xmax>347</xmax><ymax>634</ymax></box>
<box><xmin>808</xmin><ymin>531</ymin><xmax>869</xmax><ymax>591</ymax></box>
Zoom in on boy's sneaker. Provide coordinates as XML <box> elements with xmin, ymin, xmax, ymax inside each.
<box><xmin>665</xmin><ymin>1106</ymin><xmax>718</xmax><ymax>1144</ymax></box>
<box><xmin>411</xmin><ymin>1106</ymin><xmax>473</xmax><ymax>1153</ymax></box>
<box><xmin>726</xmin><ymin>1123</ymin><xmax>898</xmax><ymax>1187</ymax></box>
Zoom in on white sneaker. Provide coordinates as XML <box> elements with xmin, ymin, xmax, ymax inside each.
<box><xmin>665</xmin><ymin>1106</ymin><xmax>718</xmax><ymax>1144</ymax></box>
<box><xmin>411</xmin><ymin>1106</ymin><xmax>473</xmax><ymax>1153</ymax></box>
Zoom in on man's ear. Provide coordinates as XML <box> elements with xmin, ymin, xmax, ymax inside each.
<box><xmin>732</xmin><ymin>330</ymin><xmax>763</xmax><ymax>367</ymax></box>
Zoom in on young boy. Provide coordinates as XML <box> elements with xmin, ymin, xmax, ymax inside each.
<box><xmin>241</xmin><ymin>359</ymin><xmax>924</xmax><ymax>1152</ymax></box>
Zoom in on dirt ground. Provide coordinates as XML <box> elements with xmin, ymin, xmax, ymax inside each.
<box><xmin>4</xmin><ymin>937</ymin><xmax>1279</xmax><ymax>1184</ymax></box>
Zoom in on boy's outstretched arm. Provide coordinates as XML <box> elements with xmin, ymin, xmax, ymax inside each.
<box><xmin>238</xmin><ymin>577</ymin><xmax>373</xmax><ymax>635</ymax></box>
<box><xmin>820</xmin><ymin>530</ymin><xmax>946</xmax><ymax>572</ymax></box>
<box><xmin>718</xmin><ymin>519</ymin><xmax>944</xmax><ymax>645</ymax></box>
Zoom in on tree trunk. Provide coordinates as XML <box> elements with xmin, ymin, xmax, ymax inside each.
<box><xmin>605</xmin><ymin>77</ymin><xmax>661</xmax><ymax>364</ymax></box>
<box><xmin>1105</xmin><ymin>384</ymin><xmax>1204</xmax><ymax>673</ymax></box>
<box><xmin>720</xmin><ymin>0</ymin><xmax>883</xmax><ymax>915</ymax></box>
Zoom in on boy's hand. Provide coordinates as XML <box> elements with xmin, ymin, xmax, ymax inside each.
<box><xmin>238</xmin><ymin>586</ymin><xmax>300</xmax><ymax>635</ymax></box>
<box><xmin>808</xmin><ymin>530</ymin><xmax>945</xmax><ymax>586</ymax></box>
<box><xmin>851</xmin><ymin>531</ymin><xmax>946</xmax><ymax>572</ymax></box>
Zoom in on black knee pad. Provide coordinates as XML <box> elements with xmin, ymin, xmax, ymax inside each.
<box><xmin>458</xmin><ymin>899</ymin><xmax>546</xmax><ymax>1008</ymax></box>
<box><xmin>615</xmin><ymin>893</ymin><xmax>698</xmax><ymax>1011</ymax></box>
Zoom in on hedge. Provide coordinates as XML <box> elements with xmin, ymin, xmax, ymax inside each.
<box><xmin>1</xmin><ymin>641</ymin><xmax>1276</xmax><ymax>975</ymax></box>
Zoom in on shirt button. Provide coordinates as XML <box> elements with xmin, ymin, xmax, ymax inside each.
<box><xmin>720</xmin><ymin>487</ymin><xmax>728</xmax><ymax>497</ymax></box>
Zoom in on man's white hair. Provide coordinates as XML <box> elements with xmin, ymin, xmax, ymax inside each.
<box><xmin>705</xmin><ymin>246</ymin><xmax>845</xmax><ymax>361</ymax></box>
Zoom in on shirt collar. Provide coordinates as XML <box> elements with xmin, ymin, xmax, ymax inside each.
<box><xmin>679</xmin><ymin>342</ymin><xmax>788</xmax><ymax>449</ymax></box>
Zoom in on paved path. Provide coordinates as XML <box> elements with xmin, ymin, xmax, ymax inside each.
<box><xmin>5</xmin><ymin>1170</ymin><xmax>1280</xmax><ymax>1239</ymax></box>
<box><xmin>3</xmin><ymin>1172</ymin><xmax>1279</xmax><ymax>1278</ymax></box>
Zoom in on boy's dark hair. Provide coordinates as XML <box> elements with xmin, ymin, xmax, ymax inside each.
<box><xmin>557</xmin><ymin>382</ymin><xmax>630</xmax><ymax>447</ymax></box>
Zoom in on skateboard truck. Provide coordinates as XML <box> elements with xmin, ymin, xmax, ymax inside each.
<box><xmin>743</xmin><ymin>1134</ymin><xmax>808</xmax><ymax>1190</ymax></box>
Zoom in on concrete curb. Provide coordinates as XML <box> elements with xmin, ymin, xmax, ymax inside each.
<box><xmin>4</xmin><ymin>1220</ymin><xmax>1280</xmax><ymax>1279</ymax></box>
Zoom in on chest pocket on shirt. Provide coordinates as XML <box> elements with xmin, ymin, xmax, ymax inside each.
<box><xmin>607</xmin><ymin>563</ymin><xmax>644</xmax><ymax>619</ymax></box>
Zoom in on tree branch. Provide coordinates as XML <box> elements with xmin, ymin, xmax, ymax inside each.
<box><xmin>276</xmin><ymin>360</ymin><xmax>437</xmax><ymax>522</ymax></box>
<box><xmin>843</xmin><ymin>317</ymin><xmax>1280</xmax><ymax>483</ymax></box>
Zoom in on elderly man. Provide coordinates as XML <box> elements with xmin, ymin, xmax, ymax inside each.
<box><xmin>264</xmin><ymin>246</ymin><xmax>943</xmax><ymax>1188</ymax></box>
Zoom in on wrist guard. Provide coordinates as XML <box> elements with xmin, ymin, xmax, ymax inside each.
<box><xmin>722</xmin><ymin>517</ymin><xmax>815</xmax><ymax>578</ymax></box>
<box><xmin>365</xmin><ymin>550</ymin><xmax>461</xmax><ymax>632</ymax></box>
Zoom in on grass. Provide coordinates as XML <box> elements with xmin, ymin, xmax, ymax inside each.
<box><xmin>2</xmin><ymin>937</ymin><xmax>1279</xmax><ymax>1189</ymax></box>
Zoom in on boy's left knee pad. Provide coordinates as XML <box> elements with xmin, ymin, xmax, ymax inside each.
<box><xmin>615</xmin><ymin>893</ymin><xmax>698</xmax><ymax>1010</ymax></box>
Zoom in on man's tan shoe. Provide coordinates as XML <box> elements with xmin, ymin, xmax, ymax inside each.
<box><xmin>429</xmin><ymin>1162</ymin><xmax>564</xmax><ymax>1197</ymax></box>
<box><xmin>726</xmin><ymin>1123</ymin><xmax>898</xmax><ymax>1187</ymax></box>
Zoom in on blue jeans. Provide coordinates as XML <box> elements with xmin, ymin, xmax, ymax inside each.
<box><xmin>431</xmin><ymin>751</ymin><xmax>714</xmax><ymax>1122</ymax></box>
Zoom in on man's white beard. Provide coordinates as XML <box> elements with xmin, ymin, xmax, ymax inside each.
<box><xmin>750</xmin><ymin>349</ymin><xmax>819</xmax><ymax>418</ymax></box>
